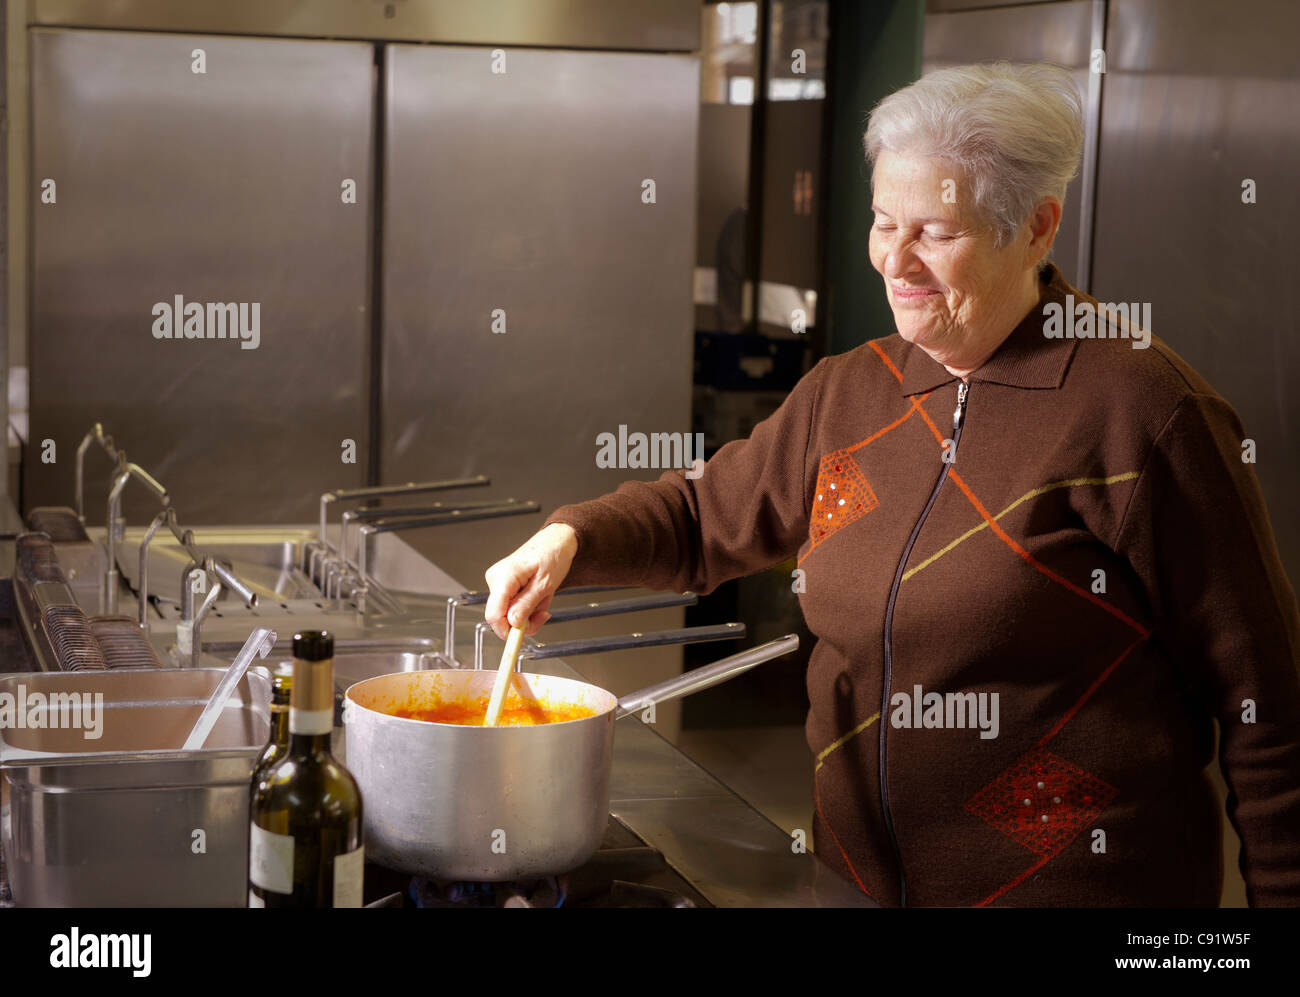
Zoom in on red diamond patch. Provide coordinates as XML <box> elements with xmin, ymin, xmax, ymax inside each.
<box><xmin>964</xmin><ymin>746</ymin><xmax>1117</xmax><ymax>857</ymax></box>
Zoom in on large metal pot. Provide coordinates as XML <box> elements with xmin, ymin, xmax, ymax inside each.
<box><xmin>343</xmin><ymin>634</ymin><xmax>799</xmax><ymax>880</ymax></box>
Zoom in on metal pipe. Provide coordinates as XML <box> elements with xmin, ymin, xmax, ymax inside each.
<box><xmin>75</xmin><ymin>424</ymin><xmax>256</xmax><ymax>623</ymax></box>
<box><xmin>340</xmin><ymin>497</ymin><xmax>524</xmax><ymax>565</ymax></box>
<box><xmin>355</xmin><ymin>501</ymin><xmax>540</xmax><ymax>592</ymax></box>
<box><xmin>104</xmin><ymin>458</ymin><xmax>170</xmax><ymax>615</ymax></box>
<box><xmin>126</xmin><ymin>462</ymin><xmax>167</xmax><ymax>503</ymax></box>
<box><xmin>441</xmin><ymin>585</ymin><xmax>650</xmax><ymax>666</ymax></box>
<box><xmin>210</xmin><ymin>560</ymin><xmax>256</xmax><ymax>608</ymax></box>
<box><xmin>472</xmin><ymin>621</ymin><xmax>747</xmax><ymax>668</ymax></box>
<box><xmin>542</xmin><ymin>592</ymin><xmax>697</xmax><ymax>624</ymax></box>
<box><xmin>324</xmin><ymin>559</ymin><xmax>346</xmax><ymax>599</ymax></box>
<box><xmin>137</xmin><ymin>506</ymin><xmax>177</xmax><ymax>631</ymax></box>
<box><xmin>521</xmin><ymin>623</ymin><xmax>746</xmax><ymax>660</ymax></box>
<box><xmin>158</xmin><ymin>522</ymin><xmax>255</xmax><ymax>610</ymax></box>
<box><xmin>314</xmin><ymin>476</ymin><xmax>491</xmax><ymax>583</ymax></box>
<box><xmin>452</xmin><ymin>589</ymin><xmax>701</xmax><ymax>634</ymax></box>
<box><xmin>179</xmin><ymin>556</ymin><xmax>202</xmax><ymax>632</ymax></box>
<box><xmin>189</xmin><ymin>574</ymin><xmax>224</xmax><ymax>669</ymax></box>
<box><xmin>75</xmin><ymin>423</ymin><xmax>120</xmax><ymax>523</ymax></box>
<box><xmin>309</xmin><ymin>544</ymin><xmax>331</xmax><ymax>589</ymax></box>
<box><xmin>177</xmin><ymin>563</ymin><xmax>205</xmax><ymax>665</ymax></box>
<box><xmin>176</xmin><ymin>547</ymin><xmax>256</xmax><ymax>665</ymax></box>
<box><xmin>443</xmin><ymin>595</ymin><xmax>462</xmax><ymax>664</ymax></box>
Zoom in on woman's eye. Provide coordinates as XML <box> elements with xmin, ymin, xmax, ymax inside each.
<box><xmin>926</xmin><ymin>231</ymin><xmax>955</xmax><ymax>241</ymax></box>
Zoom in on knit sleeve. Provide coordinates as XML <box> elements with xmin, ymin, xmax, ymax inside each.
<box><xmin>542</xmin><ymin>358</ymin><xmax>828</xmax><ymax>595</ymax></box>
<box><xmin>1114</xmin><ymin>392</ymin><xmax>1300</xmax><ymax>906</ymax></box>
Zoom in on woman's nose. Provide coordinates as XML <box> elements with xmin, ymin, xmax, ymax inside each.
<box><xmin>882</xmin><ymin>238</ymin><xmax>922</xmax><ymax>281</ymax></box>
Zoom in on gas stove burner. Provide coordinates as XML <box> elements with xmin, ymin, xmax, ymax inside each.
<box><xmin>357</xmin><ymin>817</ymin><xmax>713</xmax><ymax>908</ymax></box>
<box><xmin>407</xmin><ymin>876</ymin><xmax>568</xmax><ymax>908</ymax></box>
<box><xmin>607</xmin><ymin>881</ymin><xmax>696</xmax><ymax>908</ymax></box>
<box><xmin>400</xmin><ymin>872</ymin><xmax>699</xmax><ymax>908</ymax></box>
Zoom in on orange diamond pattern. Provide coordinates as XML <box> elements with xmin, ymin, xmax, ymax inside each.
<box><xmin>809</xmin><ymin>449</ymin><xmax>879</xmax><ymax>549</ymax></box>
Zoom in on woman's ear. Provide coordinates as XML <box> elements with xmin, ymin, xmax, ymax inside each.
<box><xmin>1024</xmin><ymin>196</ymin><xmax>1063</xmax><ymax>270</ymax></box>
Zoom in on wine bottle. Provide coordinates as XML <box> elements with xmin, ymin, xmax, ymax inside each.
<box><xmin>248</xmin><ymin>630</ymin><xmax>364</xmax><ymax>908</ymax></box>
<box><xmin>250</xmin><ymin>661</ymin><xmax>292</xmax><ymax>801</ymax></box>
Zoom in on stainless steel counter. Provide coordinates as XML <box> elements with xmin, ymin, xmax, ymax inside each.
<box><xmin>3</xmin><ymin>523</ymin><xmax>875</xmax><ymax>908</ymax></box>
<box><xmin>608</xmin><ymin>718</ymin><xmax>874</xmax><ymax>907</ymax></box>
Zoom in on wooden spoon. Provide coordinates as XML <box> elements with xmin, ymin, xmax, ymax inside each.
<box><xmin>484</xmin><ymin>625</ymin><xmax>525</xmax><ymax>726</ymax></box>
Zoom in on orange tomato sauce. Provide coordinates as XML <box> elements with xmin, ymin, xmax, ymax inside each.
<box><xmin>388</xmin><ymin>697</ymin><xmax>598</xmax><ymax>727</ymax></box>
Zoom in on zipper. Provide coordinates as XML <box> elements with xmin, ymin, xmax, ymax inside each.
<box><xmin>878</xmin><ymin>379</ymin><xmax>968</xmax><ymax>907</ymax></box>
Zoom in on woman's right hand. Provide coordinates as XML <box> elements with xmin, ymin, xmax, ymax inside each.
<box><xmin>483</xmin><ymin>523</ymin><xmax>579</xmax><ymax>639</ymax></box>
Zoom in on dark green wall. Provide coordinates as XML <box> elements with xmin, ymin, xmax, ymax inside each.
<box><xmin>824</xmin><ymin>0</ymin><xmax>924</xmax><ymax>355</ymax></box>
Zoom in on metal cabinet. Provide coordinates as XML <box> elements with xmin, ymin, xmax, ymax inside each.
<box><xmin>378</xmin><ymin>45</ymin><xmax>700</xmax><ymax>734</ymax></box>
<box><xmin>26</xmin><ymin>29</ymin><xmax>375</xmax><ymax>524</ymax></box>
<box><xmin>922</xmin><ymin>0</ymin><xmax>1098</xmax><ymax>288</ymax></box>
<box><xmin>379</xmin><ymin>44</ymin><xmax>700</xmax><ymax>584</ymax></box>
<box><xmin>1090</xmin><ymin>0</ymin><xmax>1300</xmax><ymax>591</ymax></box>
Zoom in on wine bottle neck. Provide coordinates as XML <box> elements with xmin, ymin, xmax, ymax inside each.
<box><xmin>288</xmin><ymin>655</ymin><xmax>334</xmax><ymax>737</ymax></box>
<box><xmin>289</xmin><ymin>705</ymin><xmax>334</xmax><ymax>736</ymax></box>
<box><xmin>288</xmin><ymin>731</ymin><xmax>333</xmax><ymax>755</ymax></box>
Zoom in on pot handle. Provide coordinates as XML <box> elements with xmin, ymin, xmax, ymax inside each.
<box><xmin>614</xmin><ymin>634</ymin><xmax>800</xmax><ymax>719</ymax></box>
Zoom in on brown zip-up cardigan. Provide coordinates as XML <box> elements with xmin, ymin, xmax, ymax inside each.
<box><xmin>544</xmin><ymin>263</ymin><xmax>1300</xmax><ymax>907</ymax></box>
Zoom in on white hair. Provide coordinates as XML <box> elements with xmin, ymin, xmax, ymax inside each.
<box><xmin>864</xmin><ymin>62</ymin><xmax>1084</xmax><ymax>250</ymax></box>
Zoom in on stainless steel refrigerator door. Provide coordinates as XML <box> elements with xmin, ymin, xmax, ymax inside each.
<box><xmin>27</xmin><ymin>28</ymin><xmax>374</xmax><ymax>525</ymax></box>
<box><xmin>379</xmin><ymin>45</ymin><xmax>699</xmax><ymax>734</ymax></box>
<box><xmin>28</xmin><ymin>0</ymin><xmax>700</xmax><ymax>52</ymax></box>
<box><xmin>1090</xmin><ymin>0</ymin><xmax>1300</xmax><ymax>590</ymax></box>
<box><xmin>922</xmin><ymin>0</ymin><xmax>1097</xmax><ymax>288</ymax></box>
<box><xmin>379</xmin><ymin>44</ymin><xmax>699</xmax><ymax>580</ymax></box>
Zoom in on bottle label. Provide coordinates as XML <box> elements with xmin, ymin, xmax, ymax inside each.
<box><xmin>249</xmin><ymin>822</ymin><xmax>294</xmax><ymax>895</ymax></box>
<box><xmin>333</xmin><ymin>844</ymin><xmax>365</xmax><ymax>908</ymax></box>
<box><xmin>289</xmin><ymin>707</ymin><xmax>333</xmax><ymax>735</ymax></box>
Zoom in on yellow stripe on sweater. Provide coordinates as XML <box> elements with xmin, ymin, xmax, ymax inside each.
<box><xmin>902</xmin><ymin>472</ymin><xmax>1140</xmax><ymax>582</ymax></box>
<box><xmin>815</xmin><ymin>711</ymin><xmax>881</xmax><ymax>771</ymax></box>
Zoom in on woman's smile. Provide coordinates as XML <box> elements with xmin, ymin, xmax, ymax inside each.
<box><xmin>890</xmin><ymin>285</ymin><xmax>941</xmax><ymax>304</ymax></box>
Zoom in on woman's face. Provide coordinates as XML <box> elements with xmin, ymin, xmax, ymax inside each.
<box><xmin>868</xmin><ymin>150</ymin><xmax>1036</xmax><ymax>363</ymax></box>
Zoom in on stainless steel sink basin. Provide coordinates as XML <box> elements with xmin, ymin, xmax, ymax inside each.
<box><xmin>0</xmin><ymin>667</ymin><xmax>270</xmax><ymax>907</ymax></box>
<box><xmin>277</xmin><ymin>645</ymin><xmax>446</xmax><ymax>689</ymax></box>
<box><xmin>112</xmin><ymin>526</ymin><xmax>466</xmax><ymax>617</ymax></box>
<box><xmin>332</xmin><ymin>648</ymin><xmax>446</xmax><ymax>687</ymax></box>
<box><xmin>114</xmin><ymin>526</ymin><xmax>320</xmax><ymax>604</ymax></box>
<box><xmin>203</xmin><ymin>636</ymin><xmax>447</xmax><ymax>688</ymax></box>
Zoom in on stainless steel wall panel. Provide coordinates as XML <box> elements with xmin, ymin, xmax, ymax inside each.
<box><xmin>1091</xmin><ymin>0</ymin><xmax>1300</xmax><ymax>908</ymax></box>
<box><xmin>380</xmin><ymin>45</ymin><xmax>699</xmax><ymax>732</ymax></box>
<box><xmin>31</xmin><ymin>0</ymin><xmax>700</xmax><ymax>52</ymax></box>
<box><xmin>380</xmin><ymin>45</ymin><xmax>698</xmax><ymax>570</ymax></box>
<box><xmin>1091</xmin><ymin>0</ymin><xmax>1300</xmax><ymax>592</ymax></box>
<box><xmin>26</xmin><ymin>28</ymin><xmax>374</xmax><ymax>524</ymax></box>
<box><xmin>921</xmin><ymin>1</ymin><xmax>1096</xmax><ymax>286</ymax></box>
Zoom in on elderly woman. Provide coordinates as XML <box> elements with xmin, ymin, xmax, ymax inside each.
<box><xmin>484</xmin><ymin>63</ymin><xmax>1300</xmax><ymax>907</ymax></box>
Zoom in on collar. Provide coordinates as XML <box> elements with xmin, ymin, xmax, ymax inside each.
<box><xmin>897</xmin><ymin>261</ymin><xmax>1079</xmax><ymax>396</ymax></box>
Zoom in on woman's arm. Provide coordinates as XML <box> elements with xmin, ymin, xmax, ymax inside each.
<box><xmin>483</xmin><ymin>357</ymin><xmax>830</xmax><ymax>638</ymax></box>
<box><xmin>1115</xmin><ymin>391</ymin><xmax>1300</xmax><ymax>906</ymax></box>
